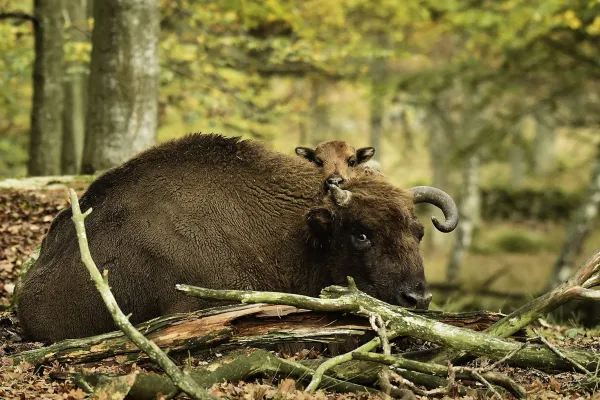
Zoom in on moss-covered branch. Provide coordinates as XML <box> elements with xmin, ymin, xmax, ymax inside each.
<box><xmin>179</xmin><ymin>278</ymin><xmax>600</xmax><ymax>372</ymax></box>
<box><xmin>352</xmin><ymin>352</ymin><xmax>526</xmax><ymax>398</ymax></box>
<box><xmin>54</xmin><ymin>349</ymin><xmax>381</xmax><ymax>399</ymax></box>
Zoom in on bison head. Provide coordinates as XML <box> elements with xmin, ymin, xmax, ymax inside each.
<box><xmin>305</xmin><ymin>178</ymin><xmax>458</xmax><ymax>309</ymax></box>
<box><xmin>295</xmin><ymin>141</ymin><xmax>375</xmax><ymax>187</ymax></box>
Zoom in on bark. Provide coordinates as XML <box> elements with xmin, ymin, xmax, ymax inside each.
<box><xmin>178</xmin><ymin>280</ymin><xmax>600</xmax><ymax>372</ymax></box>
<box><xmin>27</xmin><ymin>0</ymin><xmax>65</xmax><ymax>176</ymax></box>
<box><xmin>68</xmin><ymin>190</ymin><xmax>216</xmax><ymax>400</ymax></box>
<box><xmin>11</xmin><ymin>302</ymin><xmax>506</xmax><ymax>366</ymax></box>
<box><xmin>546</xmin><ymin>145</ymin><xmax>600</xmax><ymax>290</ymax></box>
<box><xmin>446</xmin><ymin>152</ymin><xmax>480</xmax><ymax>284</ymax></box>
<box><xmin>81</xmin><ymin>0</ymin><xmax>160</xmax><ymax>173</ymax></box>
<box><xmin>61</xmin><ymin>0</ymin><xmax>87</xmax><ymax>174</ymax></box>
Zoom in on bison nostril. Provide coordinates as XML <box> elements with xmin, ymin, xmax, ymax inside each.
<box><xmin>326</xmin><ymin>177</ymin><xmax>344</xmax><ymax>186</ymax></box>
<box><xmin>399</xmin><ymin>291</ymin><xmax>432</xmax><ymax>310</ymax></box>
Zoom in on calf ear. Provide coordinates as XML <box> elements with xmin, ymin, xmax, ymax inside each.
<box><xmin>295</xmin><ymin>147</ymin><xmax>316</xmax><ymax>162</ymax></box>
<box><xmin>356</xmin><ymin>147</ymin><xmax>375</xmax><ymax>164</ymax></box>
<box><xmin>306</xmin><ymin>207</ymin><xmax>333</xmax><ymax>242</ymax></box>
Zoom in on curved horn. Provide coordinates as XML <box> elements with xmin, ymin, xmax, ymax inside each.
<box><xmin>329</xmin><ymin>184</ymin><xmax>352</xmax><ymax>206</ymax></box>
<box><xmin>410</xmin><ymin>186</ymin><xmax>459</xmax><ymax>233</ymax></box>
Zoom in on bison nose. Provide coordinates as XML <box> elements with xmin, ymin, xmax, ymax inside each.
<box><xmin>398</xmin><ymin>291</ymin><xmax>432</xmax><ymax>310</ymax></box>
<box><xmin>326</xmin><ymin>176</ymin><xmax>344</xmax><ymax>186</ymax></box>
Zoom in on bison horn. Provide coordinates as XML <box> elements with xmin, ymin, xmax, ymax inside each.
<box><xmin>409</xmin><ymin>186</ymin><xmax>459</xmax><ymax>233</ymax></box>
<box><xmin>329</xmin><ymin>184</ymin><xmax>352</xmax><ymax>206</ymax></box>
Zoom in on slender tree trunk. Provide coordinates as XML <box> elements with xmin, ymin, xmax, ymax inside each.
<box><xmin>369</xmin><ymin>63</ymin><xmax>387</xmax><ymax>165</ymax></box>
<box><xmin>81</xmin><ymin>0</ymin><xmax>160</xmax><ymax>173</ymax></box>
<box><xmin>545</xmin><ymin>145</ymin><xmax>600</xmax><ymax>291</ymax></box>
<box><xmin>532</xmin><ymin>113</ymin><xmax>556</xmax><ymax>176</ymax></box>
<box><xmin>61</xmin><ymin>0</ymin><xmax>87</xmax><ymax>174</ymax></box>
<box><xmin>427</xmin><ymin>123</ymin><xmax>451</xmax><ymax>249</ymax></box>
<box><xmin>510</xmin><ymin>124</ymin><xmax>525</xmax><ymax>188</ymax></box>
<box><xmin>27</xmin><ymin>0</ymin><xmax>65</xmax><ymax>176</ymax></box>
<box><xmin>446</xmin><ymin>152</ymin><xmax>480</xmax><ymax>284</ymax></box>
<box><xmin>309</xmin><ymin>76</ymin><xmax>329</xmax><ymax>145</ymax></box>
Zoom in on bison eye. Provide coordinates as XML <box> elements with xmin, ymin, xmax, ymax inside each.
<box><xmin>351</xmin><ymin>233</ymin><xmax>372</xmax><ymax>250</ymax></box>
<box><xmin>315</xmin><ymin>158</ymin><xmax>323</xmax><ymax>167</ymax></box>
<box><xmin>348</xmin><ymin>158</ymin><xmax>357</xmax><ymax>167</ymax></box>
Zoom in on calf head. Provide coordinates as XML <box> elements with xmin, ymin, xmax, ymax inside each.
<box><xmin>305</xmin><ymin>178</ymin><xmax>459</xmax><ymax>309</ymax></box>
<box><xmin>295</xmin><ymin>141</ymin><xmax>375</xmax><ymax>186</ymax></box>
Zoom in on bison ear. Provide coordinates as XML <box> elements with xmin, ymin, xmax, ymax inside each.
<box><xmin>356</xmin><ymin>147</ymin><xmax>375</xmax><ymax>164</ymax></box>
<box><xmin>306</xmin><ymin>207</ymin><xmax>333</xmax><ymax>241</ymax></box>
<box><xmin>295</xmin><ymin>147</ymin><xmax>316</xmax><ymax>162</ymax></box>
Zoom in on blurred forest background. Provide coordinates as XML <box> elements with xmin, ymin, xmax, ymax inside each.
<box><xmin>1</xmin><ymin>0</ymin><xmax>600</xmax><ymax>321</ymax></box>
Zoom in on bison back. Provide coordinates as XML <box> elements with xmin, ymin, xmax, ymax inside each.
<box><xmin>17</xmin><ymin>134</ymin><xmax>323</xmax><ymax>342</ymax></box>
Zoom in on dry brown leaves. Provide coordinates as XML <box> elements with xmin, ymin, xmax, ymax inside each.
<box><xmin>0</xmin><ymin>189</ymin><xmax>71</xmax><ymax>306</ymax></box>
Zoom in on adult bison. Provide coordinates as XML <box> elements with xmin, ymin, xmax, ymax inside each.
<box><xmin>17</xmin><ymin>134</ymin><xmax>458</xmax><ymax>342</ymax></box>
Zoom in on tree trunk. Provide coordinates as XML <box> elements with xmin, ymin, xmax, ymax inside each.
<box><xmin>308</xmin><ymin>76</ymin><xmax>330</xmax><ymax>145</ymax></box>
<box><xmin>369</xmin><ymin>62</ymin><xmax>387</xmax><ymax>165</ymax></box>
<box><xmin>27</xmin><ymin>0</ymin><xmax>65</xmax><ymax>176</ymax></box>
<box><xmin>61</xmin><ymin>0</ymin><xmax>87</xmax><ymax>174</ymax></box>
<box><xmin>532</xmin><ymin>113</ymin><xmax>556</xmax><ymax>176</ymax></box>
<box><xmin>545</xmin><ymin>145</ymin><xmax>600</xmax><ymax>291</ymax></box>
<box><xmin>446</xmin><ymin>152</ymin><xmax>480</xmax><ymax>284</ymax></box>
<box><xmin>81</xmin><ymin>0</ymin><xmax>160</xmax><ymax>173</ymax></box>
<box><xmin>510</xmin><ymin>126</ymin><xmax>525</xmax><ymax>188</ymax></box>
<box><xmin>427</xmin><ymin>124</ymin><xmax>451</xmax><ymax>249</ymax></box>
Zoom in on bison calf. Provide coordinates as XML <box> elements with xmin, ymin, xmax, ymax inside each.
<box><xmin>17</xmin><ymin>133</ymin><xmax>458</xmax><ymax>342</ymax></box>
<box><xmin>295</xmin><ymin>141</ymin><xmax>376</xmax><ymax>186</ymax></box>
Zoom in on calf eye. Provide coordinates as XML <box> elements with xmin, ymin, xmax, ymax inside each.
<box><xmin>351</xmin><ymin>233</ymin><xmax>372</xmax><ymax>249</ymax></box>
<box><xmin>315</xmin><ymin>158</ymin><xmax>323</xmax><ymax>167</ymax></box>
<box><xmin>348</xmin><ymin>158</ymin><xmax>357</xmax><ymax>167</ymax></box>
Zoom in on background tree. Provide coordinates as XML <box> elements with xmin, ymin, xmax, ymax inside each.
<box><xmin>81</xmin><ymin>0</ymin><xmax>160</xmax><ymax>173</ymax></box>
<box><xmin>27</xmin><ymin>0</ymin><xmax>64</xmax><ymax>176</ymax></box>
<box><xmin>61</xmin><ymin>0</ymin><xmax>88</xmax><ymax>174</ymax></box>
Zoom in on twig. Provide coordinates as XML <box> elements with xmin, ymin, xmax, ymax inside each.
<box><xmin>304</xmin><ymin>325</ymin><xmax>402</xmax><ymax>393</ymax></box>
<box><xmin>389</xmin><ymin>370</ymin><xmax>447</xmax><ymax>397</ymax></box>
<box><xmin>485</xmin><ymin>341</ymin><xmax>530</xmax><ymax>371</ymax></box>
<box><xmin>0</xmin><ymin>11</ymin><xmax>37</xmax><ymax>25</ymax></box>
<box><xmin>467</xmin><ymin>369</ymin><xmax>502</xmax><ymax>399</ymax></box>
<box><xmin>352</xmin><ymin>352</ymin><xmax>526</xmax><ymax>398</ymax></box>
<box><xmin>369</xmin><ymin>312</ymin><xmax>393</xmax><ymax>398</ymax></box>
<box><xmin>68</xmin><ymin>189</ymin><xmax>217</xmax><ymax>400</ymax></box>
<box><xmin>533</xmin><ymin>328</ymin><xmax>592</xmax><ymax>375</ymax></box>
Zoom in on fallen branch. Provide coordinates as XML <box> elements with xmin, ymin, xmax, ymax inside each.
<box><xmin>68</xmin><ymin>189</ymin><xmax>216</xmax><ymax>400</ymax></box>
<box><xmin>53</xmin><ymin>349</ymin><xmax>382</xmax><ymax>399</ymax></box>
<box><xmin>352</xmin><ymin>352</ymin><xmax>526</xmax><ymax>398</ymax></box>
<box><xmin>425</xmin><ymin>250</ymin><xmax>600</xmax><ymax>364</ymax></box>
<box><xmin>178</xmin><ymin>280</ymin><xmax>600</xmax><ymax>372</ymax></box>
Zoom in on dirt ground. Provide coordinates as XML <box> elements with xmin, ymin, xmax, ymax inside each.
<box><xmin>1</xmin><ymin>185</ymin><xmax>599</xmax><ymax>399</ymax></box>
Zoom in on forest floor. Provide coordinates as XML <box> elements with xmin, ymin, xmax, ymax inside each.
<box><xmin>1</xmin><ymin>182</ymin><xmax>599</xmax><ymax>399</ymax></box>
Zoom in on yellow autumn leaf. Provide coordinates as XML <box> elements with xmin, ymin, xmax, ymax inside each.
<box><xmin>586</xmin><ymin>16</ymin><xmax>600</xmax><ymax>35</ymax></box>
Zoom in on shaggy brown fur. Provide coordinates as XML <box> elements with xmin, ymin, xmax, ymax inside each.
<box><xmin>295</xmin><ymin>141</ymin><xmax>375</xmax><ymax>186</ymax></box>
<box><xmin>17</xmin><ymin>134</ymin><xmax>429</xmax><ymax>342</ymax></box>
